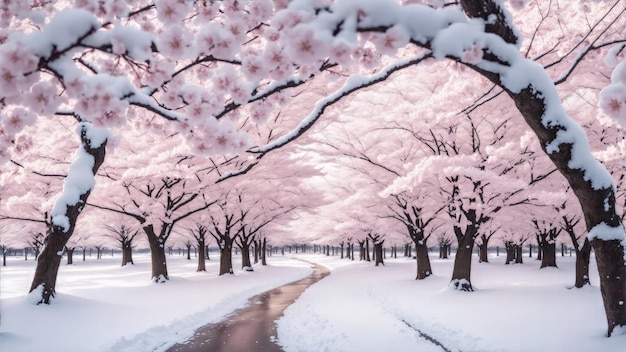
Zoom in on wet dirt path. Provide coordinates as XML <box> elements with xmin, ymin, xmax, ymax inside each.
<box><xmin>166</xmin><ymin>260</ymin><xmax>330</xmax><ymax>352</ymax></box>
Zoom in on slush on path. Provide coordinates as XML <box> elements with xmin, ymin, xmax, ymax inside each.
<box><xmin>167</xmin><ymin>260</ymin><xmax>330</xmax><ymax>352</ymax></box>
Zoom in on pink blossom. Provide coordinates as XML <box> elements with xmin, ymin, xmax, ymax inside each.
<box><xmin>599</xmin><ymin>83</ymin><xmax>626</xmax><ymax>128</ymax></box>
<box><xmin>461</xmin><ymin>43</ymin><xmax>484</xmax><ymax>65</ymax></box>
<box><xmin>249</xmin><ymin>0</ymin><xmax>274</xmax><ymax>22</ymax></box>
<box><xmin>161</xmin><ymin>90</ymin><xmax>183</xmax><ymax>109</ymax></box>
<box><xmin>1</xmin><ymin>107</ymin><xmax>37</xmax><ymax>136</ymax></box>
<box><xmin>187</xmin><ymin>102</ymin><xmax>208</xmax><ymax>120</ymax></box>
<box><xmin>155</xmin><ymin>0</ymin><xmax>189</xmax><ymax>24</ymax></box>
<box><xmin>330</xmin><ymin>39</ymin><xmax>355</xmax><ymax>67</ymax></box>
<box><xmin>250</xmin><ymin>100</ymin><xmax>273</xmax><ymax>124</ymax></box>
<box><xmin>213</xmin><ymin>66</ymin><xmax>237</xmax><ymax>91</ymax></box>
<box><xmin>229</xmin><ymin>81</ymin><xmax>250</xmax><ymax>105</ymax></box>
<box><xmin>284</xmin><ymin>26</ymin><xmax>328</xmax><ymax>65</ymax></box>
<box><xmin>197</xmin><ymin>24</ymin><xmax>238</xmax><ymax>59</ymax></box>
<box><xmin>0</xmin><ymin>42</ymin><xmax>38</xmax><ymax>74</ymax></box>
<box><xmin>24</xmin><ymin>82</ymin><xmax>62</xmax><ymax>116</ymax></box>
<box><xmin>157</xmin><ymin>25</ymin><xmax>195</xmax><ymax>60</ymax></box>
<box><xmin>195</xmin><ymin>1</ymin><xmax>220</xmax><ymax>23</ymax></box>
<box><xmin>356</xmin><ymin>48</ymin><xmax>380</xmax><ymax>70</ymax></box>
<box><xmin>373</xmin><ymin>26</ymin><xmax>410</xmax><ymax>56</ymax></box>
<box><xmin>242</xmin><ymin>53</ymin><xmax>269</xmax><ymax>82</ymax></box>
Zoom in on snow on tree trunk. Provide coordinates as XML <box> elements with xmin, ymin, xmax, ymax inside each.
<box><xmin>29</xmin><ymin>123</ymin><xmax>107</xmax><ymax>304</ymax></box>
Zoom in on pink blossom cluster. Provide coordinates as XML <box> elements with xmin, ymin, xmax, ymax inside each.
<box><xmin>599</xmin><ymin>61</ymin><xmax>626</xmax><ymax>128</ymax></box>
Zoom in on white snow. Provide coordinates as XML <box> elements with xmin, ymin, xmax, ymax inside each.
<box><xmin>1</xmin><ymin>252</ymin><xmax>625</xmax><ymax>351</ymax></box>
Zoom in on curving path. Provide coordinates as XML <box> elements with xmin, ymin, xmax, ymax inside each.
<box><xmin>167</xmin><ymin>260</ymin><xmax>330</xmax><ymax>352</ymax></box>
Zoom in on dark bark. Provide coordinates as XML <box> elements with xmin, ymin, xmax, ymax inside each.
<box><xmin>240</xmin><ymin>243</ymin><xmax>253</xmax><ymax>271</ymax></box>
<box><xmin>65</xmin><ymin>247</ymin><xmax>74</xmax><ymax>265</ymax></box>
<box><xmin>374</xmin><ymin>242</ymin><xmax>384</xmax><ymax>266</ymax></box>
<box><xmin>197</xmin><ymin>238</ymin><xmax>206</xmax><ymax>272</ymax></box>
<box><xmin>514</xmin><ymin>245</ymin><xmax>523</xmax><ymax>264</ymax></box>
<box><xmin>28</xmin><ymin>126</ymin><xmax>107</xmax><ymax>304</ymax></box>
<box><xmin>415</xmin><ymin>240</ymin><xmax>432</xmax><ymax>279</ymax></box>
<box><xmin>505</xmin><ymin>242</ymin><xmax>515</xmax><ymax>265</ymax></box>
<box><xmin>145</xmin><ymin>225</ymin><xmax>169</xmax><ymax>282</ymax></box>
<box><xmin>122</xmin><ymin>243</ymin><xmax>133</xmax><ymax>266</ymax></box>
<box><xmin>186</xmin><ymin>243</ymin><xmax>192</xmax><ymax>260</ymax></box>
<box><xmin>365</xmin><ymin>238</ymin><xmax>371</xmax><ymax>261</ymax></box>
<box><xmin>540</xmin><ymin>241</ymin><xmax>557</xmax><ymax>268</ymax></box>
<box><xmin>451</xmin><ymin>225</ymin><xmax>477</xmax><ymax>291</ymax></box>
<box><xmin>261</xmin><ymin>237</ymin><xmax>267</xmax><ymax>266</ymax></box>
<box><xmin>574</xmin><ymin>239</ymin><xmax>592</xmax><ymax>288</ymax></box>
<box><xmin>219</xmin><ymin>236</ymin><xmax>234</xmax><ymax>275</ymax></box>
<box><xmin>458</xmin><ymin>2</ymin><xmax>626</xmax><ymax>332</ymax></box>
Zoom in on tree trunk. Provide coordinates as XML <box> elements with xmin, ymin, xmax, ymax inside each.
<box><xmin>592</xmin><ymin>239</ymin><xmax>626</xmax><ymax>336</ymax></box>
<box><xmin>197</xmin><ymin>239</ymin><xmax>206</xmax><ymax>272</ymax></box>
<box><xmin>374</xmin><ymin>242</ymin><xmax>384</xmax><ymax>266</ymax></box>
<box><xmin>186</xmin><ymin>244</ymin><xmax>191</xmax><ymax>260</ymax></box>
<box><xmin>505</xmin><ymin>243</ymin><xmax>515</xmax><ymax>265</ymax></box>
<box><xmin>29</xmin><ymin>127</ymin><xmax>107</xmax><ymax>304</ymax></box>
<box><xmin>365</xmin><ymin>238</ymin><xmax>371</xmax><ymax>261</ymax></box>
<box><xmin>261</xmin><ymin>238</ymin><xmax>267</xmax><ymax>266</ymax></box>
<box><xmin>514</xmin><ymin>245</ymin><xmax>523</xmax><ymax>264</ymax></box>
<box><xmin>540</xmin><ymin>241</ymin><xmax>557</xmax><ymax>268</ymax></box>
<box><xmin>574</xmin><ymin>238</ymin><xmax>592</xmax><ymax>288</ymax></box>
<box><xmin>145</xmin><ymin>226</ymin><xmax>169</xmax><ymax>282</ymax></box>
<box><xmin>478</xmin><ymin>241</ymin><xmax>489</xmax><ymax>263</ymax></box>
<box><xmin>219</xmin><ymin>237</ymin><xmax>234</xmax><ymax>275</ymax></box>
<box><xmin>82</xmin><ymin>248</ymin><xmax>86</xmax><ymax>261</ymax></box>
<box><xmin>440</xmin><ymin>244</ymin><xmax>449</xmax><ymax>259</ymax></box>
<box><xmin>122</xmin><ymin>244</ymin><xmax>133</xmax><ymax>266</ymax></box>
<box><xmin>415</xmin><ymin>240</ymin><xmax>432</xmax><ymax>279</ymax></box>
<box><xmin>66</xmin><ymin>247</ymin><xmax>74</xmax><ymax>265</ymax></box>
<box><xmin>450</xmin><ymin>227</ymin><xmax>476</xmax><ymax>291</ymax></box>
<box><xmin>241</xmin><ymin>243</ymin><xmax>253</xmax><ymax>271</ymax></box>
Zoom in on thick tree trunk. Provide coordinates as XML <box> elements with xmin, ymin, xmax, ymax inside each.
<box><xmin>374</xmin><ymin>242</ymin><xmax>384</xmax><ymax>266</ymax></box>
<box><xmin>365</xmin><ymin>238</ymin><xmax>371</xmax><ymax>261</ymax></box>
<box><xmin>540</xmin><ymin>241</ymin><xmax>557</xmax><ymax>268</ymax></box>
<box><xmin>415</xmin><ymin>240</ymin><xmax>432</xmax><ymax>279</ymax></box>
<box><xmin>451</xmin><ymin>227</ymin><xmax>476</xmax><ymax>291</ymax></box>
<box><xmin>121</xmin><ymin>244</ymin><xmax>133</xmax><ymax>266</ymax></box>
<box><xmin>186</xmin><ymin>245</ymin><xmax>192</xmax><ymax>260</ymax></box>
<box><xmin>28</xmin><ymin>128</ymin><xmax>107</xmax><ymax>304</ymax></box>
<box><xmin>219</xmin><ymin>238</ymin><xmax>234</xmax><ymax>275</ymax></box>
<box><xmin>593</xmin><ymin>239</ymin><xmax>626</xmax><ymax>335</ymax></box>
<box><xmin>478</xmin><ymin>242</ymin><xmax>489</xmax><ymax>263</ymax></box>
<box><xmin>241</xmin><ymin>243</ymin><xmax>253</xmax><ymax>271</ymax></box>
<box><xmin>144</xmin><ymin>225</ymin><xmax>169</xmax><ymax>282</ymax></box>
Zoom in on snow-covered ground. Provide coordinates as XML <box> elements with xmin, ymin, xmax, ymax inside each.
<box><xmin>1</xmin><ymin>250</ymin><xmax>625</xmax><ymax>352</ymax></box>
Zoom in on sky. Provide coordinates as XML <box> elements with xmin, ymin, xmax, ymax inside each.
<box><xmin>2</xmin><ymin>250</ymin><xmax>626</xmax><ymax>352</ymax></box>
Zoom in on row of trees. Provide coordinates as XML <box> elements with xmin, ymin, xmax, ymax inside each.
<box><xmin>2</xmin><ymin>0</ymin><xmax>626</xmax><ymax>337</ymax></box>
